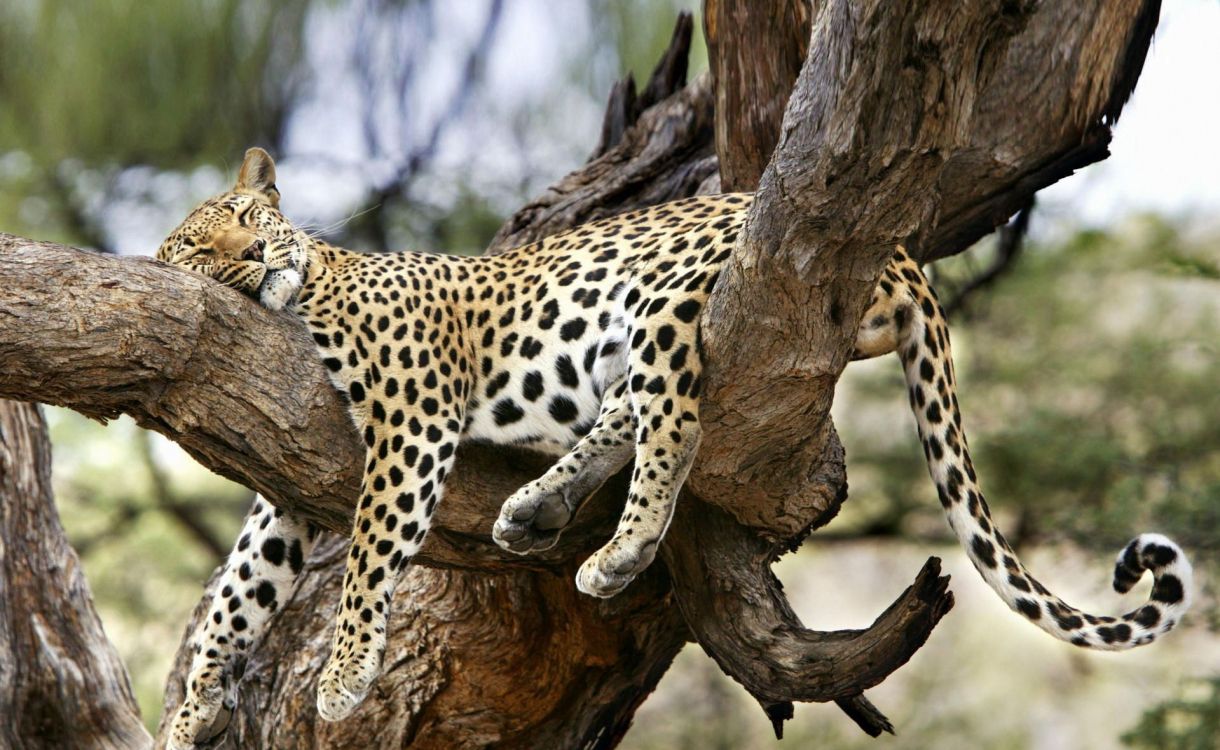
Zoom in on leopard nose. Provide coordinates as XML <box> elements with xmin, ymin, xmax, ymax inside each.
<box><xmin>242</xmin><ymin>239</ymin><xmax>266</xmax><ymax>262</ymax></box>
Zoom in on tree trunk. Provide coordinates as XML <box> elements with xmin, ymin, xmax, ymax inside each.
<box><xmin>0</xmin><ymin>1</ymin><xmax>1163</xmax><ymax>747</ymax></box>
<box><xmin>704</xmin><ymin>0</ymin><xmax>813</xmax><ymax>192</ymax></box>
<box><xmin>0</xmin><ymin>400</ymin><xmax>153</xmax><ymax>750</ymax></box>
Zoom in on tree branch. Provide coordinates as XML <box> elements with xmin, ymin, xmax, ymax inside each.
<box><xmin>0</xmin><ymin>401</ymin><xmax>152</xmax><ymax>749</ymax></box>
<box><xmin>942</xmin><ymin>197</ymin><xmax>1034</xmax><ymax>318</ymax></box>
<box><xmin>695</xmin><ymin>0</ymin><xmax>1161</xmax><ymax>535</ymax></box>
<box><xmin>0</xmin><ymin>58</ymin><xmax>933</xmax><ymax>741</ymax></box>
<box><xmin>662</xmin><ymin>495</ymin><xmax>952</xmax><ymax>738</ymax></box>
<box><xmin>704</xmin><ymin>0</ymin><xmax>813</xmax><ymax>192</ymax></box>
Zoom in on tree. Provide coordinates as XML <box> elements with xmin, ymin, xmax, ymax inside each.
<box><xmin>0</xmin><ymin>401</ymin><xmax>152</xmax><ymax>749</ymax></box>
<box><xmin>0</xmin><ymin>0</ymin><xmax>1167</xmax><ymax>747</ymax></box>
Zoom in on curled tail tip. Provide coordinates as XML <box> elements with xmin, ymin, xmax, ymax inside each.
<box><xmin>1094</xmin><ymin>532</ymin><xmax>1192</xmax><ymax>650</ymax></box>
<box><xmin>1018</xmin><ymin>532</ymin><xmax>1193</xmax><ymax>652</ymax></box>
<box><xmin>1112</xmin><ymin>532</ymin><xmax>1192</xmax><ymax>595</ymax></box>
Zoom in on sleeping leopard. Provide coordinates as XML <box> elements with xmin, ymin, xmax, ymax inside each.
<box><xmin>158</xmin><ymin>148</ymin><xmax>1192</xmax><ymax>748</ymax></box>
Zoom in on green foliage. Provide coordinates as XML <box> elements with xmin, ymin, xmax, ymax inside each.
<box><xmin>0</xmin><ymin>0</ymin><xmax>312</xmax><ymax>248</ymax></box>
<box><xmin>843</xmin><ymin>217</ymin><xmax>1220</xmax><ymax>567</ymax></box>
<box><xmin>594</xmin><ymin>0</ymin><xmax>708</xmax><ymax>84</ymax></box>
<box><xmin>0</xmin><ymin>0</ymin><xmax>310</xmax><ymax>167</ymax></box>
<box><xmin>1123</xmin><ymin>678</ymin><xmax>1220</xmax><ymax>749</ymax></box>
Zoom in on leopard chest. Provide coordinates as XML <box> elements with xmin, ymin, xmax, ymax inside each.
<box><xmin>302</xmin><ymin>297</ymin><xmax>467</xmax><ymax>434</ymax></box>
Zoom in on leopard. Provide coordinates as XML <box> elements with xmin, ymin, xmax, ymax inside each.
<box><xmin>158</xmin><ymin>148</ymin><xmax>1192</xmax><ymax>749</ymax></box>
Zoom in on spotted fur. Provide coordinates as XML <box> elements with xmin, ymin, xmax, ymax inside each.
<box><xmin>159</xmin><ymin>149</ymin><xmax>1191</xmax><ymax>748</ymax></box>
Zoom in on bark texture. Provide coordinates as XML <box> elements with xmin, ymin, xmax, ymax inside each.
<box><xmin>0</xmin><ymin>1</ymin><xmax>1163</xmax><ymax>747</ymax></box>
<box><xmin>0</xmin><ymin>400</ymin><xmax>153</xmax><ymax>750</ymax></box>
<box><xmin>704</xmin><ymin>0</ymin><xmax>813</xmax><ymax>191</ymax></box>
<box><xmin>695</xmin><ymin>0</ymin><xmax>1161</xmax><ymax>536</ymax></box>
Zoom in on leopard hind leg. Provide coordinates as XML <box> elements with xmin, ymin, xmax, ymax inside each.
<box><xmin>577</xmin><ymin>292</ymin><xmax>705</xmax><ymax>598</ymax></box>
<box><xmin>167</xmin><ymin>497</ymin><xmax>318</xmax><ymax>750</ymax></box>
<box><xmin>493</xmin><ymin>378</ymin><xmax>635</xmax><ymax>553</ymax></box>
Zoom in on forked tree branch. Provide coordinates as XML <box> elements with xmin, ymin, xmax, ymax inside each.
<box><xmin>697</xmin><ymin>0</ymin><xmax>1160</xmax><ymax>534</ymax></box>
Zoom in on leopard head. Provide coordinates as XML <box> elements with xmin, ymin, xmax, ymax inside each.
<box><xmin>157</xmin><ymin>148</ymin><xmax>309</xmax><ymax>310</ymax></box>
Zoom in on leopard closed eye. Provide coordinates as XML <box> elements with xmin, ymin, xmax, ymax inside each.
<box><xmin>158</xmin><ymin>148</ymin><xmax>1192</xmax><ymax>749</ymax></box>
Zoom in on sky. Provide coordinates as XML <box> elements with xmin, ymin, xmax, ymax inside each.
<box><xmin>100</xmin><ymin>0</ymin><xmax>1220</xmax><ymax>255</ymax></box>
<box><xmin>287</xmin><ymin>0</ymin><xmax>1220</xmax><ymax>233</ymax></box>
<box><xmin>1038</xmin><ymin>0</ymin><xmax>1220</xmax><ymax>230</ymax></box>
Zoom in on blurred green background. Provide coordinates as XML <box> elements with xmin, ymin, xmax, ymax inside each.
<box><xmin>1</xmin><ymin>0</ymin><xmax>1217</xmax><ymax>748</ymax></box>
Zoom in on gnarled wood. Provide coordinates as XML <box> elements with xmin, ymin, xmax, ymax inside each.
<box><xmin>161</xmin><ymin>527</ymin><xmax>689</xmax><ymax>750</ymax></box>
<box><xmin>664</xmin><ymin>495</ymin><xmax>952</xmax><ymax>710</ymax></box>
<box><xmin>0</xmin><ymin>400</ymin><xmax>152</xmax><ymax>750</ymax></box>
<box><xmin>695</xmin><ymin>0</ymin><xmax>1161</xmax><ymax>536</ymax></box>
<box><xmin>704</xmin><ymin>0</ymin><xmax>813</xmax><ymax>191</ymax></box>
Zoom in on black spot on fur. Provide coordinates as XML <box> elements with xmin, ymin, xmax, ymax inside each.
<box><xmin>970</xmin><ymin>534</ymin><xmax>996</xmax><ymax>569</ymax></box>
<box><xmin>256</xmin><ymin>581</ymin><xmax>276</xmax><ymax>608</ymax></box>
<box><xmin>1151</xmin><ymin>574</ymin><xmax>1184</xmax><ymax>604</ymax></box>
<box><xmin>1132</xmin><ymin>605</ymin><xmax>1160</xmax><ymax>628</ymax></box>
<box><xmin>520</xmin><ymin>337</ymin><xmax>543</xmax><ymax>359</ymax></box>
<box><xmin>1015</xmin><ymin>598</ymin><xmax>1041</xmax><ymax>620</ymax></box>
<box><xmin>549</xmin><ymin>396</ymin><xmax>579</xmax><ymax>423</ymax></box>
<box><xmin>1143</xmin><ymin>543</ymin><xmax>1178</xmax><ymax>568</ymax></box>
<box><xmin>493</xmin><ymin>399</ymin><xmax>525</xmax><ymax>425</ymax></box>
<box><xmin>522</xmin><ymin>371</ymin><xmax>544</xmax><ymax>401</ymax></box>
<box><xmin>673</xmin><ymin>299</ymin><xmax>700</xmax><ymax>323</ymax></box>
<box><xmin>559</xmin><ymin>318</ymin><xmax>587</xmax><ymax>342</ymax></box>
<box><xmin>262</xmin><ymin>538</ymin><xmax>286</xmax><ymax>567</ymax></box>
<box><xmin>556</xmin><ymin>355</ymin><xmax>580</xmax><ymax>388</ymax></box>
<box><xmin>655</xmin><ymin>325</ymin><xmax>675</xmax><ymax>351</ymax></box>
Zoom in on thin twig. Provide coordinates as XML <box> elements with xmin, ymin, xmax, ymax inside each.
<box><xmin>943</xmin><ymin>197</ymin><xmax>1035</xmax><ymax>318</ymax></box>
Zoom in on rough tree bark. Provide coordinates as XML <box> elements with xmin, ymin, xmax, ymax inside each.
<box><xmin>703</xmin><ymin>0</ymin><xmax>812</xmax><ymax>192</ymax></box>
<box><xmin>0</xmin><ymin>1</ymin><xmax>1162</xmax><ymax>747</ymax></box>
<box><xmin>0</xmin><ymin>400</ymin><xmax>153</xmax><ymax>750</ymax></box>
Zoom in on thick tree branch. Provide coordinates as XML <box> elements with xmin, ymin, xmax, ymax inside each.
<box><xmin>0</xmin><ymin>240</ymin><xmax>660</xmax><ymax>575</ymax></box>
<box><xmin>662</xmin><ymin>495</ymin><xmax>952</xmax><ymax>737</ymax></box>
<box><xmin>695</xmin><ymin>0</ymin><xmax>1161</xmax><ymax>535</ymax></box>
<box><xmin>160</xmin><ymin>523</ymin><xmax>690</xmax><ymax>750</ymax></box>
<box><xmin>704</xmin><ymin>0</ymin><xmax>813</xmax><ymax>191</ymax></box>
<box><xmin>920</xmin><ymin>0</ymin><xmax>1159</xmax><ymax>260</ymax></box>
<box><xmin>0</xmin><ymin>401</ymin><xmax>152</xmax><ymax>750</ymax></box>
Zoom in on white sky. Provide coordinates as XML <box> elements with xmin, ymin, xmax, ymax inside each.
<box><xmin>1038</xmin><ymin>0</ymin><xmax>1220</xmax><ymax>229</ymax></box>
<box><xmin>105</xmin><ymin>0</ymin><xmax>1220</xmax><ymax>254</ymax></box>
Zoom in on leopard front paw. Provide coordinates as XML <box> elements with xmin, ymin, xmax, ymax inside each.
<box><xmin>315</xmin><ymin>647</ymin><xmax>381</xmax><ymax>722</ymax></box>
<box><xmin>166</xmin><ymin>663</ymin><xmax>237</xmax><ymax>750</ymax></box>
<box><xmin>492</xmin><ymin>484</ymin><xmax>573</xmax><ymax>554</ymax></box>
<box><xmin>575</xmin><ymin>541</ymin><xmax>658</xmax><ymax>598</ymax></box>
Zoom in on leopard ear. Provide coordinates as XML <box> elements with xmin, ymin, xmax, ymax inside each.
<box><xmin>236</xmin><ymin>147</ymin><xmax>280</xmax><ymax>207</ymax></box>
